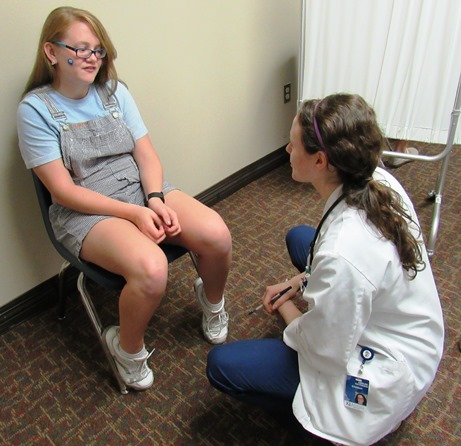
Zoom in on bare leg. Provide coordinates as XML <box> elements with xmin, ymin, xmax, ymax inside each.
<box><xmin>81</xmin><ymin>218</ymin><xmax>168</xmax><ymax>354</ymax></box>
<box><xmin>395</xmin><ymin>140</ymin><xmax>408</xmax><ymax>153</ymax></box>
<box><xmin>165</xmin><ymin>190</ymin><xmax>232</xmax><ymax>304</ymax></box>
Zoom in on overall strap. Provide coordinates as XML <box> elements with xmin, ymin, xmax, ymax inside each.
<box><xmin>32</xmin><ymin>86</ymin><xmax>67</xmax><ymax>122</ymax></box>
<box><xmin>95</xmin><ymin>83</ymin><xmax>118</xmax><ymax>111</ymax></box>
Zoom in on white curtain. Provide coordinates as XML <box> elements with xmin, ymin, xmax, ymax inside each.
<box><xmin>299</xmin><ymin>0</ymin><xmax>461</xmax><ymax>144</ymax></box>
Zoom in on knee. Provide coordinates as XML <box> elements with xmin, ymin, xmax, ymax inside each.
<box><xmin>206</xmin><ymin>346</ymin><xmax>233</xmax><ymax>391</ymax></box>
<box><xmin>214</xmin><ymin>223</ymin><xmax>232</xmax><ymax>256</ymax></box>
<box><xmin>285</xmin><ymin>225</ymin><xmax>309</xmax><ymax>247</ymax></box>
<box><xmin>201</xmin><ymin>215</ymin><xmax>232</xmax><ymax>256</ymax></box>
<box><xmin>285</xmin><ymin>225</ymin><xmax>315</xmax><ymax>270</ymax></box>
<box><xmin>126</xmin><ymin>252</ymin><xmax>168</xmax><ymax>297</ymax></box>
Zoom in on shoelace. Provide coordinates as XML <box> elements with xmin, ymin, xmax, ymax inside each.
<box><xmin>205</xmin><ymin>311</ymin><xmax>229</xmax><ymax>336</ymax></box>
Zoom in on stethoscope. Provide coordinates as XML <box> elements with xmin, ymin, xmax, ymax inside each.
<box><xmin>300</xmin><ymin>192</ymin><xmax>346</xmax><ymax>291</ymax></box>
<box><xmin>300</xmin><ymin>192</ymin><xmax>377</xmax><ymax>367</ymax></box>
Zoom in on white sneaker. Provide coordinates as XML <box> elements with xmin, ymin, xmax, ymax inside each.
<box><xmin>194</xmin><ymin>278</ymin><xmax>229</xmax><ymax>344</ymax></box>
<box><xmin>102</xmin><ymin>326</ymin><xmax>154</xmax><ymax>391</ymax></box>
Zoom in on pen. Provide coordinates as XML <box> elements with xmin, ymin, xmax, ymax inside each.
<box><xmin>248</xmin><ymin>285</ymin><xmax>293</xmax><ymax>315</ymax></box>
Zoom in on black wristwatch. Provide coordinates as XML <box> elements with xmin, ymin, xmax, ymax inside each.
<box><xmin>146</xmin><ymin>191</ymin><xmax>165</xmax><ymax>204</ymax></box>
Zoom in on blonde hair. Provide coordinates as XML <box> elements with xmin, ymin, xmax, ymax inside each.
<box><xmin>22</xmin><ymin>6</ymin><xmax>118</xmax><ymax>97</ymax></box>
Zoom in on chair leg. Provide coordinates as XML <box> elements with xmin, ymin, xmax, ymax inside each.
<box><xmin>74</xmin><ymin>253</ymin><xmax>197</xmax><ymax>395</ymax></box>
<box><xmin>57</xmin><ymin>261</ymin><xmax>71</xmax><ymax>320</ymax></box>
<box><xmin>76</xmin><ymin>273</ymin><xmax>128</xmax><ymax>395</ymax></box>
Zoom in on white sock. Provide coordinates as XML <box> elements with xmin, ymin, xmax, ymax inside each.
<box><xmin>203</xmin><ymin>295</ymin><xmax>225</xmax><ymax>313</ymax></box>
<box><xmin>116</xmin><ymin>341</ymin><xmax>147</xmax><ymax>360</ymax></box>
<box><xmin>198</xmin><ymin>279</ymin><xmax>225</xmax><ymax>313</ymax></box>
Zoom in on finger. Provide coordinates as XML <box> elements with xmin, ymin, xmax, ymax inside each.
<box><xmin>150</xmin><ymin>230</ymin><xmax>166</xmax><ymax>244</ymax></box>
<box><xmin>271</xmin><ymin>289</ymin><xmax>296</xmax><ymax>311</ymax></box>
<box><xmin>168</xmin><ymin>211</ymin><xmax>179</xmax><ymax>228</ymax></box>
<box><xmin>262</xmin><ymin>291</ymin><xmax>275</xmax><ymax>313</ymax></box>
<box><xmin>164</xmin><ymin>222</ymin><xmax>181</xmax><ymax>236</ymax></box>
<box><xmin>150</xmin><ymin>212</ymin><xmax>164</xmax><ymax>229</ymax></box>
<box><xmin>156</xmin><ymin>208</ymin><xmax>174</xmax><ymax>227</ymax></box>
<box><xmin>147</xmin><ymin>222</ymin><xmax>165</xmax><ymax>241</ymax></box>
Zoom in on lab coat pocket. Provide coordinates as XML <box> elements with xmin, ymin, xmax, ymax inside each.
<box><xmin>351</xmin><ymin>349</ymin><xmax>417</xmax><ymax>419</ymax></box>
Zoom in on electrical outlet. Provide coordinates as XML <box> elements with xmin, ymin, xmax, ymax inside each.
<box><xmin>284</xmin><ymin>83</ymin><xmax>291</xmax><ymax>104</ymax></box>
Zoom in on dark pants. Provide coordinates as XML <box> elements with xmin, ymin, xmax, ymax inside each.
<box><xmin>206</xmin><ymin>225</ymin><xmax>316</xmax><ymax>433</ymax></box>
<box><xmin>285</xmin><ymin>224</ymin><xmax>316</xmax><ymax>272</ymax></box>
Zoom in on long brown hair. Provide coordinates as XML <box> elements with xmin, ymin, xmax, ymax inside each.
<box><xmin>298</xmin><ymin>94</ymin><xmax>425</xmax><ymax>277</ymax></box>
<box><xmin>22</xmin><ymin>6</ymin><xmax>118</xmax><ymax>97</ymax></box>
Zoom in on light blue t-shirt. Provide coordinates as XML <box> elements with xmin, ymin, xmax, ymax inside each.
<box><xmin>17</xmin><ymin>81</ymin><xmax>148</xmax><ymax>169</ymax></box>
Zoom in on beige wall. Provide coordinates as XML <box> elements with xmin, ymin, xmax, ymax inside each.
<box><xmin>0</xmin><ymin>0</ymin><xmax>300</xmax><ymax>306</ymax></box>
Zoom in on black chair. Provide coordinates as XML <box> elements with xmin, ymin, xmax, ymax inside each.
<box><xmin>32</xmin><ymin>172</ymin><xmax>198</xmax><ymax>394</ymax></box>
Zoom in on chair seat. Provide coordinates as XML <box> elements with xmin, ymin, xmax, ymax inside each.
<box><xmin>75</xmin><ymin>243</ymin><xmax>189</xmax><ymax>291</ymax></box>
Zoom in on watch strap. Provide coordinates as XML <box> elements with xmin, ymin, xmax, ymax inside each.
<box><xmin>146</xmin><ymin>191</ymin><xmax>165</xmax><ymax>203</ymax></box>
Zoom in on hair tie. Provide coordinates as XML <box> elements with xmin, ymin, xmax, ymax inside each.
<box><xmin>353</xmin><ymin>176</ymin><xmax>374</xmax><ymax>188</ymax></box>
<box><xmin>313</xmin><ymin>100</ymin><xmax>326</xmax><ymax>151</ymax></box>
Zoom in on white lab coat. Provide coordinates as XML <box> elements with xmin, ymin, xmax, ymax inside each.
<box><xmin>283</xmin><ymin>167</ymin><xmax>444</xmax><ymax>446</ymax></box>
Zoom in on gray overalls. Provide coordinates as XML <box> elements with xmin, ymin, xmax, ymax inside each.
<box><xmin>32</xmin><ymin>84</ymin><xmax>174</xmax><ymax>257</ymax></box>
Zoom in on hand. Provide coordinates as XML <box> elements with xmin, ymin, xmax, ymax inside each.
<box><xmin>262</xmin><ymin>281</ymin><xmax>297</xmax><ymax>315</ymax></box>
<box><xmin>131</xmin><ymin>205</ymin><xmax>167</xmax><ymax>244</ymax></box>
<box><xmin>147</xmin><ymin>200</ymin><xmax>182</xmax><ymax>238</ymax></box>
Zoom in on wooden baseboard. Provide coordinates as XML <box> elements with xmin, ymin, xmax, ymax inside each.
<box><xmin>0</xmin><ymin>276</ymin><xmax>57</xmax><ymax>335</ymax></box>
<box><xmin>0</xmin><ymin>269</ymin><xmax>80</xmax><ymax>335</ymax></box>
<box><xmin>0</xmin><ymin>146</ymin><xmax>288</xmax><ymax>335</ymax></box>
<box><xmin>196</xmin><ymin>146</ymin><xmax>289</xmax><ymax>206</ymax></box>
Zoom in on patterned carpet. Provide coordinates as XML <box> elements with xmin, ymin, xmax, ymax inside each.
<box><xmin>1</xmin><ymin>142</ymin><xmax>460</xmax><ymax>445</ymax></box>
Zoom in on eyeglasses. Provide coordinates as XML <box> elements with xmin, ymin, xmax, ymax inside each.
<box><xmin>53</xmin><ymin>41</ymin><xmax>107</xmax><ymax>59</ymax></box>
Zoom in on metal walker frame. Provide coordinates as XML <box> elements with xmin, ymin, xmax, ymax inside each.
<box><xmin>381</xmin><ymin>72</ymin><xmax>460</xmax><ymax>256</ymax></box>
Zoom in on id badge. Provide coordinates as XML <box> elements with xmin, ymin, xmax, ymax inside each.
<box><xmin>344</xmin><ymin>375</ymin><xmax>369</xmax><ymax>411</ymax></box>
